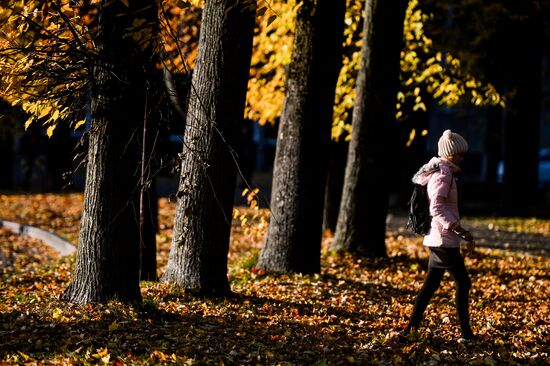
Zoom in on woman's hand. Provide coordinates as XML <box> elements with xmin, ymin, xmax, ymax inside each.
<box><xmin>452</xmin><ymin>225</ymin><xmax>474</xmax><ymax>242</ymax></box>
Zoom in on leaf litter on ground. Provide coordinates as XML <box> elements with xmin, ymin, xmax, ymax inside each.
<box><xmin>0</xmin><ymin>193</ymin><xmax>548</xmax><ymax>365</ymax></box>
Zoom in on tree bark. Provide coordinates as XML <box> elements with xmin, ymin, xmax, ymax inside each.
<box><xmin>62</xmin><ymin>0</ymin><xmax>157</xmax><ymax>304</ymax></box>
<box><xmin>332</xmin><ymin>0</ymin><xmax>407</xmax><ymax>257</ymax></box>
<box><xmin>256</xmin><ymin>0</ymin><xmax>346</xmax><ymax>274</ymax></box>
<box><xmin>161</xmin><ymin>0</ymin><xmax>255</xmax><ymax>295</ymax></box>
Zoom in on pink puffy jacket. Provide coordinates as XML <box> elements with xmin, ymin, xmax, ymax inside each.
<box><xmin>412</xmin><ymin>157</ymin><xmax>462</xmax><ymax>248</ymax></box>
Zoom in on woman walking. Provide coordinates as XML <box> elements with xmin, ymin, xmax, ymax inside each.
<box><xmin>404</xmin><ymin>129</ymin><xmax>477</xmax><ymax>341</ymax></box>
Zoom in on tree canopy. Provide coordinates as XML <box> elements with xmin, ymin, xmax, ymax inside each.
<box><xmin>247</xmin><ymin>0</ymin><xmax>504</xmax><ymax>141</ymax></box>
<box><xmin>1</xmin><ymin>0</ymin><xmax>505</xmax><ymax>141</ymax></box>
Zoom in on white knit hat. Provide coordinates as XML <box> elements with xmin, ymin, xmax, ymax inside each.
<box><xmin>437</xmin><ymin>129</ymin><xmax>469</xmax><ymax>158</ymax></box>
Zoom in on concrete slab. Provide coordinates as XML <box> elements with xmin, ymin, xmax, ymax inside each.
<box><xmin>0</xmin><ymin>219</ymin><xmax>76</xmax><ymax>256</ymax></box>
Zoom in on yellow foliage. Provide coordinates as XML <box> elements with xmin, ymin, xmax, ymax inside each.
<box><xmin>1</xmin><ymin>0</ymin><xmax>504</xmax><ymax>142</ymax></box>
<box><xmin>46</xmin><ymin>124</ymin><xmax>56</xmax><ymax>138</ymax></box>
<box><xmin>245</xmin><ymin>0</ymin><xmax>299</xmax><ymax>126</ymax></box>
<box><xmin>406</xmin><ymin>128</ymin><xmax>416</xmax><ymax>147</ymax></box>
<box><xmin>74</xmin><ymin>119</ymin><xmax>86</xmax><ymax>129</ymax></box>
<box><xmin>159</xmin><ymin>1</ymin><xmax>201</xmax><ymax>74</ymax></box>
<box><xmin>399</xmin><ymin>0</ymin><xmax>504</xmax><ymax>125</ymax></box>
<box><xmin>0</xmin><ymin>0</ymin><xmax>92</xmax><ymax>131</ymax></box>
<box><xmin>171</xmin><ymin>0</ymin><xmax>500</xmax><ymax>140</ymax></box>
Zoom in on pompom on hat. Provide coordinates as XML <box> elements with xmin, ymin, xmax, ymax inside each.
<box><xmin>437</xmin><ymin>129</ymin><xmax>469</xmax><ymax>158</ymax></box>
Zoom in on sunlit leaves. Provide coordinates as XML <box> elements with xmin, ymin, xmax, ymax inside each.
<box><xmin>73</xmin><ymin>119</ymin><xmax>85</xmax><ymax>129</ymax></box>
<box><xmin>399</xmin><ymin>0</ymin><xmax>505</xmax><ymax>123</ymax></box>
<box><xmin>246</xmin><ymin>0</ymin><xmax>298</xmax><ymax>125</ymax></box>
<box><xmin>241</xmin><ymin>187</ymin><xmax>260</xmax><ymax>209</ymax></box>
<box><xmin>0</xmin><ymin>0</ymin><xmax>92</xmax><ymax>133</ymax></box>
<box><xmin>1</xmin><ymin>0</ymin><xmax>168</xmax><ymax>135</ymax></box>
<box><xmin>331</xmin><ymin>0</ymin><xmax>362</xmax><ymax>141</ymax></box>
<box><xmin>0</xmin><ymin>194</ymin><xmax>548</xmax><ymax>364</ymax></box>
<box><xmin>246</xmin><ymin>0</ymin><xmax>505</xmax><ymax>141</ymax></box>
<box><xmin>159</xmin><ymin>0</ymin><xmax>201</xmax><ymax>74</ymax></box>
<box><xmin>2</xmin><ymin>0</ymin><xmax>506</xmax><ymax>143</ymax></box>
<box><xmin>46</xmin><ymin>123</ymin><xmax>56</xmax><ymax>137</ymax></box>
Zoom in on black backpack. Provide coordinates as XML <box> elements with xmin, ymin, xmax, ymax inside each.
<box><xmin>407</xmin><ymin>183</ymin><xmax>431</xmax><ymax>235</ymax></box>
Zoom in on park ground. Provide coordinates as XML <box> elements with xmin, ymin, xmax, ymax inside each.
<box><xmin>0</xmin><ymin>193</ymin><xmax>548</xmax><ymax>365</ymax></box>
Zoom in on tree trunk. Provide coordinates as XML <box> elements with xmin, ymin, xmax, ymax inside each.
<box><xmin>323</xmin><ymin>139</ymin><xmax>348</xmax><ymax>235</ymax></box>
<box><xmin>502</xmin><ymin>3</ymin><xmax>543</xmax><ymax>216</ymax></box>
<box><xmin>62</xmin><ymin>0</ymin><xmax>157</xmax><ymax>304</ymax></box>
<box><xmin>140</xmin><ymin>94</ymin><xmax>159</xmax><ymax>281</ymax></box>
<box><xmin>161</xmin><ymin>0</ymin><xmax>255</xmax><ymax>295</ymax></box>
<box><xmin>256</xmin><ymin>0</ymin><xmax>346</xmax><ymax>274</ymax></box>
<box><xmin>140</xmin><ymin>179</ymin><xmax>159</xmax><ymax>281</ymax></box>
<box><xmin>332</xmin><ymin>0</ymin><xmax>407</xmax><ymax>257</ymax></box>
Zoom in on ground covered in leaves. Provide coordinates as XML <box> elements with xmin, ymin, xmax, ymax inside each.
<box><xmin>0</xmin><ymin>193</ymin><xmax>549</xmax><ymax>365</ymax></box>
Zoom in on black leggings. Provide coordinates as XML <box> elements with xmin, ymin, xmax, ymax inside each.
<box><xmin>407</xmin><ymin>263</ymin><xmax>474</xmax><ymax>338</ymax></box>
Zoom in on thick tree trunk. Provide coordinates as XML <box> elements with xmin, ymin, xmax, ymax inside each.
<box><xmin>161</xmin><ymin>0</ymin><xmax>255</xmax><ymax>295</ymax></box>
<box><xmin>62</xmin><ymin>1</ymin><xmax>157</xmax><ymax>304</ymax></box>
<box><xmin>502</xmin><ymin>4</ymin><xmax>543</xmax><ymax>216</ymax></box>
<box><xmin>332</xmin><ymin>0</ymin><xmax>407</xmax><ymax>257</ymax></box>
<box><xmin>256</xmin><ymin>0</ymin><xmax>346</xmax><ymax>274</ymax></box>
